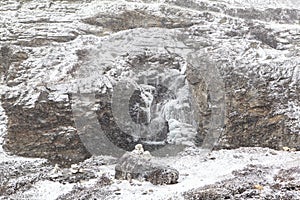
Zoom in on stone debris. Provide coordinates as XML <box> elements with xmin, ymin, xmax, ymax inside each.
<box><xmin>48</xmin><ymin>164</ymin><xmax>95</xmax><ymax>184</ymax></box>
<box><xmin>282</xmin><ymin>146</ymin><xmax>297</xmax><ymax>152</ymax></box>
<box><xmin>56</xmin><ymin>173</ymin><xmax>113</xmax><ymax>200</ymax></box>
<box><xmin>0</xmin><ymin>147</ymin><xmax>299</xmax><ymax>199</ymax></box>
<box><xmin>115</xmin><ymin>144</ymin><xmax>179</xmax><ymax>185</ymax></box>
<box><xmin>184</xmin><ymin>164</ymin><xmax>300</xmax><ymax>200</ymax></box>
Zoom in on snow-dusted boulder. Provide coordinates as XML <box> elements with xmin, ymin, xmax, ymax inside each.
<box><xmin>115</xmin><ymin>144</ymin><xmax>179</xmax><ymax>185</ymax></box>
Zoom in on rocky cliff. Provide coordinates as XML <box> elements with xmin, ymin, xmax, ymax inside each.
<box><xmin>0</xmin><ymin>0</ymin><xmax>299</xmax><ymax>165</ymax></box>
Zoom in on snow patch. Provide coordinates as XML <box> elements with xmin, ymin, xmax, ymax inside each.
<box><xmin>97</xmin><ymin>147</ymin><xmax>300</xmax><ymax>199</ymax></box>
<box><xmin>12</xmin><ymin>180</ymin><xmax>74</xmax><ymax>200</ymax></box>
<box><xmin>214</xmin><ymin>0</ymin><xmax>300</xmax><ymax>9</ymax></box>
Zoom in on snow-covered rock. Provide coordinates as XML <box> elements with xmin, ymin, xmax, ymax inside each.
<box><xmin>0</xmin><ymin>0</ymin><xmax>299</xmax><ymax>165</ymax></box>
<box><xmin>115</xmin><ymin>145</ymin><xmax>179</xmax><ymax>185</ymax></box>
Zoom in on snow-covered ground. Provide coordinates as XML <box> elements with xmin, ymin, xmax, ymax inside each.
<box><xmin>101</xmin><ymin>147</ymin><xmax>299</xmax><ymax>199</ymax></box>
<box><xmin>1</xmin><ymin>146</ymin><xmax>298</xmax><ymax>199</ymax></box>
<box><xmin>215</xmin><ymin>0</ymin><xmax>300</xmax><ymax>9</ymax></box>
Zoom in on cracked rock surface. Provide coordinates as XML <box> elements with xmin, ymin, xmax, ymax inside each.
<box><xmin>0</xmin><ymin>0</ymin><xmax>299</xmax><ymax>199</ymax></box>
<box><xmin>1</xmin><ymin>0</ymin><xmax>299</xmax><ymax>164</ymax></box>
<box><xmin>115</xmin><ymin>145</ymin><xmax>179</xmax><ymax>185</ymax></box>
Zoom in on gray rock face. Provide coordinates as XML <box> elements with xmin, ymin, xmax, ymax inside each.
<box><xmin>1</xmin><ymin>95</ymin><xmax>91</xmax><ymax>166</ymax></box>
<box><xmin>0</xmin><ymin>0</ymin><xmax>299</xmax><ymax>163</ymax></box>
<box><xmin>115</xmin><ymin>152</ymin><xmax>179</xmax><ymax>185</ymax></box>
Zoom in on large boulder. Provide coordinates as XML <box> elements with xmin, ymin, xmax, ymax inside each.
<box><xmin>115</xmin><ymin>144</ymin><xmax>179</xmax><ymax>185</ymax></box>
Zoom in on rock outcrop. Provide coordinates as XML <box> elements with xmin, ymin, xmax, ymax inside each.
<box><xmin>115</xmin><ymin>144</ymin><xmax>179</xmax><ymax>185</ymax></box>
<box><xmin>0</xmin><ymin>0</ymin><xmax>299</xmax><ymax>164</ymax></box>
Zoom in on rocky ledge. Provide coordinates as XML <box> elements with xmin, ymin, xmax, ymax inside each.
<box><xmin>0</xmin><ymin>0</ymin><xmax>299</xmax><ymax>165</ymax></box>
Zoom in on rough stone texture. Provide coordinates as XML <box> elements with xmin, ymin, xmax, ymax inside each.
<box><xmin>0</xmin><ymin>146</ymin><xmax>299</xmax><ymax>199</ymax></box>
<box><xmin>115</xmin><ymin>152</ymin><xmax>179</xmax><ymax>185</ymax></box>
<box><xmin>48</xmin><ymin>165</ymin><xmax>96</xmax><ymax>184</ymax></box>
<box><xmin>0</xmin><ymin>0</ymin><xmax>299</xmax><ymax>163</ymax></box>
<box><xmin>0</xmin><ymin>155</ymin><xmax>115</xmax><ymax>199</ymax></box>
<box><xmin>184</xmin><ymin>164</ymin><xmax>300</xmax><ymax>200</ymax></box>
<box><xmin>95</xmin><ymin>91</ymin><xmax>169</xmax><ymax>152</ymax></box>
<box><xmin>0</xmin><ymin>159</ymin><xmax>51</xmax><ymax>196</ymax></box>
<box><xmin>55</xmin><ymin>174</ymin><xmax>113</xmax><ymax>200</ymax></box>
<box><xmin>1</xmin><ymin>95</ymin><xmax>91</xmax><ymax>166</ymax></box>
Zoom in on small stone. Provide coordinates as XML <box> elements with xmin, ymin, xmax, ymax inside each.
<box><xmin>79</xmin><ymin>168</ymin><xmax>84</xmax><ymax>173</ymax></box>
<box><xmin>290</xmin><ymin>148</ymin><xmax>296</xmax><ymax>152</ymax></box>
<box><xmin>283</xmin><ymin>146</ymin><xmax>290</xmax><ymax>151</ymax></box>
<box><xmin>70</xmin><ymin>169</ymin><xmax>79</xmax><ymax>174</ymax></box>
<box><xmin>254</xmin><ymin>184</ymin><xmax>264</xmax><ymax>191</ymax></box>
<box><xmin>207</xmin><ymin>155</ymin><xmax>216</xmax><ymax>160</ymax></box>
<box><xmin>282</xmin><ymin>147</ymin><xmax>296</xmax><ymax>152</ymax></box>
<box><xmin>181</xmin><ymin>173</ymin><xmax>189</xmax><ymax>176</ymax></box>
<box><xmin>51</xmin><ymin>164</ymin><xmax>60</xmax><ymax>174</ymax></box>
<box><xmin>132</xmin><ymin>144</ymin><xmax>145</xmax><ymax>155</ymax></box>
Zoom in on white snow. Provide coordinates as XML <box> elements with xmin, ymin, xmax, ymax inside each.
<box><xmin>0</xmin><ymin>145</ymin><xmax>298</xmax><ymax>199</ymax></box>
<box><xmin>211</xmin><ymin>0</ymin><xmax>300</xmax><ymax>9</ymax></box>
<box><xmin>48</xmin><ymin>92</ymin><xmax>69</xmax><ymax>102</ymax></box>
<box><xmin>83</xmin><ymin>147</ymin><xmax>300</xmax><ymax>199</ymax></box>
<box><xmin>167</xmin><ymin>119</ymin><xmax>197</xmax><ymax>146</ymax></box>
<box><xmin>10</xmin><ymin>180</ymin><xmax>74</xmax><ymax>200</ymax></box>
